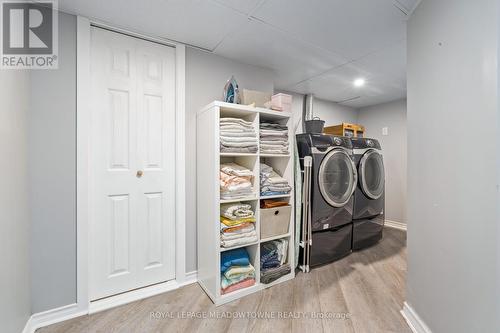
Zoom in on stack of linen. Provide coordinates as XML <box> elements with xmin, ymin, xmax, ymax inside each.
<box><xmin>220</xmin><ymin>163</ymin><xmax>254</xmax><ymax>200</ymax></box>
<box><xmin>260</xmin><ymin>239</ymin><xmax>291</xmax><ymax>284</ymax></box>
<box><xmin>260</xmin><ymin>123</ymin><xmax>289</xmax><ymax>154</ymax></box>
<box><xmin>220</xmin><ymin>202</ymin><xmax>257</xmax><ymax>248</ymax></box>
<box><xmin>220</xmin><ymin>118</ymin><xmax>258</xmax><ymax>153</ymax></box>
<box><xmin>260</xmin><ymin>163</ymin><xmax>292</xmax><ymax>196</ymax></box>
<box><xmin>221</xmin><ymin>248</ymin><xmax>256</xmax><ymax>294</ymax></box>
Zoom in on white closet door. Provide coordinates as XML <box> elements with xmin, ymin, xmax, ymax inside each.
<box><xmin>89</xmin><ymin>27</ymin><xmax>176</xmax><ymax>300</ymax></box>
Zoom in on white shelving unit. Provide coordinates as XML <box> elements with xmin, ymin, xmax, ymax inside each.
<box><xmin>196</xmin><ymin>101</ymin><xmax>295</xmax><ymax>306</ymax></box>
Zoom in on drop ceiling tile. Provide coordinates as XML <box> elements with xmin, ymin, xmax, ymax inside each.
<box><xmin>393</xmin><ymin>0</ymin><xmax>420</xmax><ymax>13</ymax></box>
<box><xmin>252</xmin><ymin>0</ymin><xmax>407</xmax><ymax>60</ymax></box>
<box><xmin>289</xmin><ymin>63</ymin><xmax>372</xmax><ymax>102</ymax></box>
<box><xmin>212</xmin><ymin>0</ymin><xmax>264</xmax><ymax>15</ymax></box>
<box><xmin>354</xmin><ymin>41</ymin><xmax>407</xmax><ymax>88</ymax></box>
<box><xmin>289</xmin><ymin>60</ymin><xmax>406</xmax><ymax>107</ymax></box>
<box><xmin>214</xmin><ymin>18</ymin><xmax>349</xmax><ymax>88</ymax></box>
<box><xmin>59</xmin><ymin>0</ymin><xmax>248</xmax><ymax>50</ymax></box>
<box><xmin>340</xmin><ymin>89</ymin><xmax>406</xmax><ymax>108</ymax></box>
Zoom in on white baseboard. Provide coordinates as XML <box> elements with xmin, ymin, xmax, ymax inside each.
<box><xmin>24</xmin><ymin>271</ymin><xmax>198</xmax><ymax>332</ymax></box>
<box><xmin>22</xmin><ymin>315</ymin><xmax>33</xmax><ymax>333</ymax></box>
<box><xmin>89</xmin><ymin>270</ymin><xmax>198</xmax><ymax>314</ymax></box>
<box><xmin>401</xmin><ymin>302</ymin><xmax>432</xmax><ymax>333</ymax></box>
<box><xmin>184</xmin><ymin>270</ymin><xmax>198</xmax><ymax>286</ymax></box>
<box><xmin>25</xmin><ymin>303</ymin><xmax>87</xmax><ymax>333</ymax></box>
<box><xmin>89</xmin><ymin>280</ymin><xmax>178</xmax><ymax>314</ymax></box>
<box><xmin>385</xmin><ymin>219</ymin><xmax>407</xmax><ymax>231</ymax></box>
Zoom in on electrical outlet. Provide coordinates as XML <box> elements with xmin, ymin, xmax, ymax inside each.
<box><xmin>382</xmin><ymin>127</ymin><xmax>389</xmax><ymax>136</ymax></box>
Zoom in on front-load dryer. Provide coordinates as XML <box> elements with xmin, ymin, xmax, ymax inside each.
<box><xmin>351</xmin><ymin>137</ymin><xmax>385</xmax><ymax>250</ymax></box>
<box><xmin>297</xmin><ymin>133</ymin><xmax>358</xmax><ymax>266</ymax></box>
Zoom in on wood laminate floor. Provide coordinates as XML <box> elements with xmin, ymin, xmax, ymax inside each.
<box><xmin>38</xmin><ymin>227</ymin><xmax>409</xmax><ymax>333</ymax></box>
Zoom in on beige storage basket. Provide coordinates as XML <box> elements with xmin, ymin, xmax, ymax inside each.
<box><xmin>260</xmin><ymin>205</ymin><xmax>291</xmax><ymax>239</ymax></box>
<box><xmin>239</xmin><ymin>89</ymin><xmax>272</xmax><ymax>107</ymax></box>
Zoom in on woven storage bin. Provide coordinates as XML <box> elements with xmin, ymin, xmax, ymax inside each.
<box><xmin>260</xmin><ymin>205</ymin><xmax>291</xmax><ymax>239</ymax></box>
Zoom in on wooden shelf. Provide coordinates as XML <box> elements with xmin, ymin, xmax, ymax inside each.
<box><xmin>260</xmin><ymin>153</ymin><xmax>290</xmax><ymax>157</ymax></box>
<box><xmin>220</xmin><ymin>196</ymin><xmax>259</xmax><ymax>204</ymax></box>
<box><xmin>197</xmin><ymin>100</ymin><xmax>295</xmax><ymax>306</ymax></box>
<box><xmin>202</xmin><ymin>101</ymin><xmax>291</xmax><ymax>119</ymax></box>
<box><xmin>220</xmin><ymin>153</ymin><xmax>258</xmax><ymax>157</ymax></box>
<box><xmin>261</xmin><ymin>233</ymin><xmax>291</xmax><ymax>243</ymax></box>
<box><xmin>220</xmin><ymin>240</ymin><xmax>259</xmax><ymax>252</ymax></box>
<box><xmin>221</xmin><ymin>153</ymin><xmax>290</xmax><ymax>158</ymax></box>
<box><xmin>259</xmin><ymin>194</ymin><xmax>292</xmax><ymax>200</ymax></box>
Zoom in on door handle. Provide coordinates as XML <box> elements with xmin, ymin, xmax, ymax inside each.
<box><xmin>136</xmin><ymin>170</ymin><xmax>144</xmax><ymax>178</ymax></box>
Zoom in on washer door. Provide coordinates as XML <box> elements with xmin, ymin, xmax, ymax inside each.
<box><xmin>318</xmin><ymin>149</ymin><xmax>357</xmax><ymax>208</ymax></box>
<box><xmin>359</xmin><ymin>149</ymin><xmax>385</xmax><ymax>200</ymax></box>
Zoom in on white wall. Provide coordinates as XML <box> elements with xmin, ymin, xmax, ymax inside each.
<box><xmin>0</xmin><ymin>71</ymin><xmax>31</xmax><ymax>333</ymax></box>
<box><xmin>358</xmin><ymin>99</ymin><xmax>407</xmax><ymax>223</ymax></box>
<box><xmin>407</xmin><ymin>0</ymin><xmax>499</xmax><ymax>332</ymax></box>
<box><xmin>185</xmin><ymin>48</ymin><xmax>274</xmax><ymax>272</ymax></box>
<box><xmin>29</xmin><ymin>12</ymin><xmax>77</xmax><ymax>313</ymax></box>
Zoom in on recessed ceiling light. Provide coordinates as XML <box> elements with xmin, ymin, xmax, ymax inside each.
<box><xmin>353</xmin><ymin>78</ymin><xmax>365</xmax><ymax>87</ymax></box>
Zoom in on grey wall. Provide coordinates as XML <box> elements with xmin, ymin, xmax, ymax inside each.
<box><xmin>314</xmin><ymin>98</ymin><xmax>358</xmax><ymax>128</ymax></box>
<box><xmin>26</xmin><ymin>12</ymin><xmax>276</xmax><ymax>312</ymax></box>
<box><xmin>185</xmin><ymin>48</ymin><xmax>274</xmax><ymax>272</ymax></box>
<box><xmin>0</xmin><ymin>71</ymin><xmax>31</xmax><ymax>332</ymax></box>
<box><xmin>29</xmin><ymin>12</ymin><xmax>77</xmax><ymax>313</ymax></box>
<box><xmin>283</xmin><ymin>91</ymin><xmax>358</xmax><ymax>134</ymax></box>
<box><xmin>358</xmin><ymin>99</ymin><xmax>407</xmax><ymax>223</ymax></box>
<box><xmin>407</xmin><ymin>0</ymin><xmax>499</xmax><ymax>332</ymax></box>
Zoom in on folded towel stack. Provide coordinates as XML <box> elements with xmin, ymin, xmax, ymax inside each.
<box><xmin>220</xmin><ymin>202</ymin><xmax>257</xmax><ymax>248</ymax></box>
<box><xmin>260</xmin><ymin>163</ymin><xmax>292</xmax><ymax>196</ymax></box>
<box><xmin>220</xmin><ymin>163</ymin><xmax>254</xmax><ymax>200</ymax></box>
<box><xmin>260</xmin><ymin>239</ymin><xmax>291</xmax><ymax>284</ymax></box>
<box><xmin>220</xmin><ymin>118</ymin><xmax>258</xmax><ymax>153</ymax></box>
<box><xmin>220</xmin><ymin>248</ymin><xmax>256</xmax><ymax>294</ymax></box>
<box><xmin>260</xmin><ymin>123</ymin><xmax>289</xmax><ymax>154</ymax></box>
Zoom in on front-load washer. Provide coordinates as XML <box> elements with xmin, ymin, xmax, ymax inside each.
<box><xmin>296</xmin><ymin>133</ymin><xmax>358</xmax><ymax>265</ymax></box>
<box><xmin>351</xmin><ymin>137</ymin><xmax>385</xmax><ymax>250</ymax></box>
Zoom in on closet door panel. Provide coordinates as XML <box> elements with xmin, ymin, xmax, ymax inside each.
<box><xmin>90</xmin><ymin>27</ymin><xmax>176</xmax><ymax>300</ymax></box>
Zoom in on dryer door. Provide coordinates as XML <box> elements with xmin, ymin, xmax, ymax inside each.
<box><xmin>359</xmin><ymin>149</ymin><xmax>385</xmax><ymax>200</ymax></box>
<box><xmin>318</xmin><ymin>149</ymin><xmax>357</xmax><ymax>208</ymax></box>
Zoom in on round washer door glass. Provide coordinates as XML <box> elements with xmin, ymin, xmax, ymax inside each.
<box><xmin>318</xmin><ymin>149</ymin><xmax>356</xmax><ymax>207</ymax></box>
<box><xmin>360</xmin><ymin>150</ymin><xmax>385</xmax><ymax>199</ymax></box>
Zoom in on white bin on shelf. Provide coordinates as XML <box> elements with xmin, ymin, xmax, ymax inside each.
<box><xmin>260</xmin><ymin>205</ymin><xmax>291</xmax><ymax>239</ymax></box>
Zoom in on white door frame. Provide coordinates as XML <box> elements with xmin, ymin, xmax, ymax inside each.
<box><xmin>76</xmin><ymin>16</ymin><xmax>186</xmax><ymax>314</ymax></box>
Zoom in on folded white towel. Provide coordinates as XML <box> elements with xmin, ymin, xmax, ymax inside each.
<box><xmin>221</xmin><ymin>229</ymin><xmax>257</xmax><ymax>241</ymax></box>
<box><xmin>220</xmin><ymin>117</ymin><xmax>254</xmax><ymax>126</ymax></box>
<box><xmin>261</xmin><ymin>141</ymin><xmax>288</xmax><ymax>145</ymax></box>
<box><xmin>220</xmin><ymin>189</ymin><xmax>254</xmax><ymax>200</ymax></box>
<box><xmin>220</xmin><ymin>138</ymin><xmax>258</xmax><ymax>147</ymax></box>
<box><xmin>221</xmin><ymin>125</ymin><xmax>254</xmax><ymax>131</ymax></box>
<box><xmin>221</xmin><ymin>233</ymin><xmax>258</xmax><ymax>248</ymax></box>
<box><xmin>220</xmin><ymin>202</ymin><xmax>254</xmax><ymax>219</ymax></box>
<box><xmin>261</xmin><ymin>149</ymin><xmax>288</xmax><ymax>154</ymax></box>
<box><xmin>221</xmin><ymin>163</ymin><xmax>254</xmax><ymax>177</ymax></box>
<box><xmin>221</xmin><ymin>131</ymin><xmax>257</xmax><ymax>138</ymax></box>
<box><xmin>260</xmin><ymin>129</ymin><xmax>288</xmax><ymax>135</ymax></box>
<box><xmin>220</xmin><ymin>136</ymin><xmax>258</xmax><ymax>143</ymax></box>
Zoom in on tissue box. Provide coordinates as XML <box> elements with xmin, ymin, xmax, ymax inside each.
<box><xmin>271</xmin><ymin>93</ymin><xmax>292</xmax><ymax>112</ymax></box>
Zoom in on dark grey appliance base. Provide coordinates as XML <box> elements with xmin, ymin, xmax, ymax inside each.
<box><xmin>352</xmin><ymin>215</ymin><xmax>384</xmax><ymax>250</ymax></box>
<box><xmin>308</xmin><ymin>223</ymin><xmax>353</xmax><ymax>267</ymax></box>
